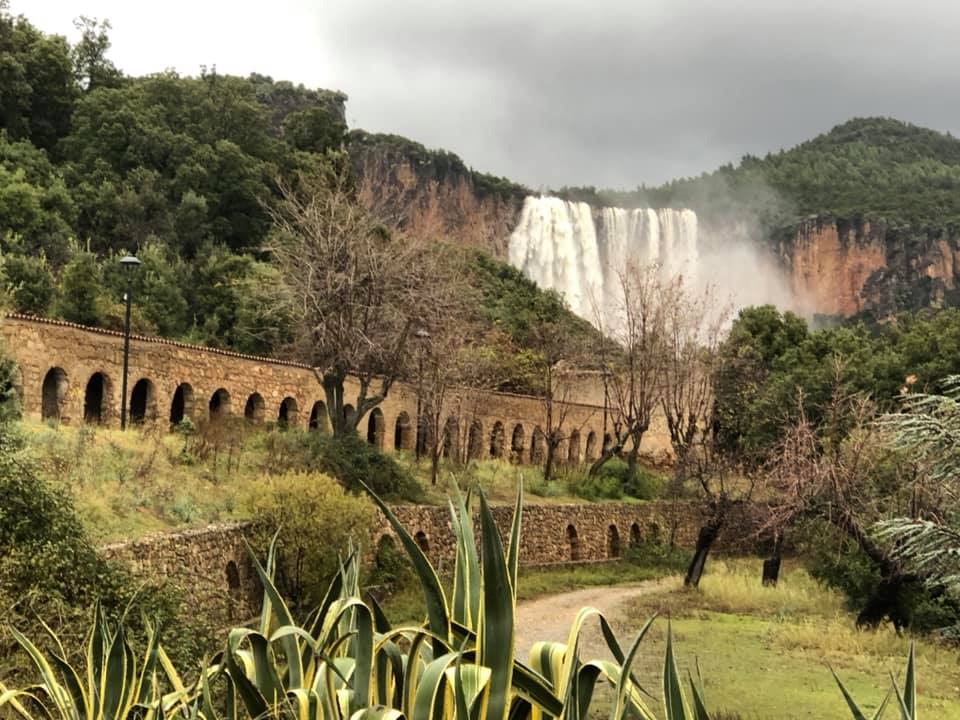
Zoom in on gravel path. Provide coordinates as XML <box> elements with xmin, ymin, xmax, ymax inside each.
<box><xmin>514</xmin><ymin>577</ymin><xmax>679</xmax><ymax>661</ymax></box>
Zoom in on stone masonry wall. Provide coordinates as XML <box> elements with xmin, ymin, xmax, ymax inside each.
<box><xmin>103</xmin><ymin>501</ymin><xmax>755</xmax><ymax>626</ymax></box>
<box><xmin>1</xmin><ymin>314</ymin><xmax>669</xmax><ymax>462</ymax></box>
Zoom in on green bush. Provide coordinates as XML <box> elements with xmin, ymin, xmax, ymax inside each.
<box><xmin>264</xmin><ymin>430</ymin><xmax>423</xmax><ymax>501</ymax></box>
<box><xmin>246</xmin><ymin>470</ymin><xmax>374</xmax><ymax>612</ymax></box>
<box><xmin>0</xmin><ymin>418</ymin><xmax>213</xmax><ymax>680</ymax></box>
<box><xmin>806</xmin><ymin>523</ymin><xmax>960</xmax><ymax>633</ymax></box>
<box><xmin>562</xmin><ymin>459</ymin><xmax>664</xmax><ymax>501</ymax></box>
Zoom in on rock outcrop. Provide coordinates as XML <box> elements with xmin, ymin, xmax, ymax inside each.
<box><xmin>779</xmin><ymin>217</ymin><xmax>960</xmax><ymax>318</ymax></box>
<box><xmin>351</xmin><ymin>132</ymin><xmax>525</xmax><ymax>256</ymax></box>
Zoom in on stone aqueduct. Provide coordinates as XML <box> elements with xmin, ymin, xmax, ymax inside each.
<box><xmin>0</xmin><ymin>313</ymin><xmax>668</xmax><ymax>464</ymax></box>
<box><xmin>2</xmin><ymin>314</ymin><xmax>704</xmax><ymax>623</ymax></box>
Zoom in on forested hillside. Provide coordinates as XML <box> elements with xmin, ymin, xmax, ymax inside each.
<box><xmin>561</xmin><ymin>117</ymin><xmax>960</xmax><ymax>235</ymax></box>
<box><xmin>0</xmin><ymin>6</ymin><xmax>593</xmax><ymax>372</ymax></box>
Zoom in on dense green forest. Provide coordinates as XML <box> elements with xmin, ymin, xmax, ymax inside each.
<box><xmin>0</xmin><ymin>5</ymin><xmax>591</xmax><ymax>371</ymax></box>
<box><xmin>560</xmin><ymin>117</ymin><xmax>960</xmax><ymax>236</ymax></box>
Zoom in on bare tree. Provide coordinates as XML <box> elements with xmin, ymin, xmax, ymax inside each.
<box><xmin>661</xmin><ymin>282</ymin><xmax>732</xmax><ymax>466</ymax></box>
<box><xmin>268</xmin><ymin>163</ymin><xmax>451</xmax><ymax>436</ymax></box>
<box><xmin>589</xmin><ymin>262</ymin><xmax>675</xmax><ymax>481</ymax></box>
<box><xmin>524</xmin><ymin>318</ymin><xmax>588</xmax><ymax>482</ymax></box>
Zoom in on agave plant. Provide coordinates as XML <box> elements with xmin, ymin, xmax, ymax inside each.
<box><xmin>833</xmin><ymin>642</ymin><xmax>918</xmax><ymax>720</ymax></box>
<box><xmin>0</xmin><ymin>604</ymin><xmax>196</xmax><ymax>720</ymax></box>
<box><xmin>200</xmin><ymin>480</ymin><xmax>665</xmax><ymax>720</ymax></box>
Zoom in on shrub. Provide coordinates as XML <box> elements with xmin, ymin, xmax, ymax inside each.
<box><xmin>0</xmin><ymin>419</ymin><xmax>213</xmax><ymax>680</ymax></box>
<box><xmin>246</xmin><ymin>470</ymin><xmax>374</xmax><ymax>612</ymax></box>
<box><xmin>263</xmin><ymin>430</ymin><xmax>423</xmax><ymax>501</ymax></box>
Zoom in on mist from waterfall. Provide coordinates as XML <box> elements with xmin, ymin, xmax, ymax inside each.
<box><xmin>508</xmin><ymin>195</ymin><xmax>799</xmax><ymax>327</ymax></box>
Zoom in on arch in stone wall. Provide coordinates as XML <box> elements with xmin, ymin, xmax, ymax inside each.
<box><xmin>629</xmin><ymin>522</ymin><xmax>642</xmax><ymax>549</ymax></box>
<box><xmin>567</xmin><ymin>430</ymin><xmax>581</xmax><ymax>464</ymax></box>
<box><xmin>130</xmin><ymin>378</ymin><xmax>157</xmax><ymax>424</ymax></box>
<box><xmin>530</xmin><ymin>426</ymin><xmax>546</xmax><ymax>464</ymax></box>
<box><xmin>226</xmin><ymin>560</ymin><xmax>241</xmax><ymax>590</ymax></box>
<box><xmin>607</xmin><ymin>525</ymin><xmax>621</xmax><ymax>558</ymax></box>
<box><xmin>170</xmin><ymin>383</ymin><xmax>194</xmax><ymax>425</ymax></box>
<box><xmin>278</xmin><ymin>396</ymin><xmax>299</xmax><ymax>428</ymax></box>
<box><xmin>343</xmin><ymin>404</ymin><xmax>355</xmax><ymax>427</ymax></box>
<box><xmin>511</xmin><ymin>424</ymin><xmax>525</xmax><ymax>463</ymax></box>
<box><xmin>209</xmin><ymin>388</ymin><xmax>231</xmax><ymax>420</ymax></box>
<box><xmin>566</xmin><ymin>524</ymin><xmax>580</xmax><ymax>561</ymax></box>
<box><xmin>394</xmin><ymin>411</ymin><xmax>413</xmax><ymax>451</ymax></box>
<box><xmin>375</xmin><ymin>534</ymin><xmax>397</xmax><ymax>570</ymax></box>
<box><xmin>603</xmin><ymin>433</ymin><xmax>613</xmax><ymax>453</ymax></box>
<box><xmin>83</xmin><ymin>372</ymin><xmax>111</xmax><ymax>424</ymax></box>
<box><xmin>5</xmin><ymin>363</ymin><xmax>23</xmax><ymax>414</ymax></box>
<box><xmin>467</xmin><ymin>420</ymin><xmax>484</xmax><ymax>460</ymax></box>
<box><xmin>309</xmin><ymin>401</ymin><xmax>328</xmax><ymax>432</ymax></box>
<box><xmin>442</xmin><ymin>416</ymin><xmax>459</xmax><ymax>459</ymax></box>
<box><xmin>584</xmin><ymin>431</ymin><xmax>598</xmax><ymax>462</ymax></box>
<box><xmin>367</xmin><ymin>407</ymin><xmax>385</xmax><ymax>449</ymax></box>
<box><xmin>414</xmin><ymin>531</ymin><xmax>430</xmax><ymax>553</ymax></box>
<box><xmin>244</xmin><ymin>393</ymin><xmax>265</xmax><ymax>424</ymax></box>
<box><xmin>41</xmin><ymin>366</ymin><xmax>68</xmax><ymax>422</ymax></box>
<box><xmin>489</xmin><ymin>421</ymin><xmax>505</xmax><ymax>459</ymax></box>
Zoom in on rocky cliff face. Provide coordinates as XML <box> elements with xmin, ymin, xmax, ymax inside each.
<box><xmin>351</xmin><ymin>134</ymin><xmax>525</xmax><ymax>256</ymax></box>
<box><xmin>780</xmin><ymin>217</ymin><xmax>960</xmax><ymax>318</ymax></box>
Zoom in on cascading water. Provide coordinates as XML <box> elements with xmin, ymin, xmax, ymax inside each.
<box><xmin>508</xmin><ymin>195</ymin><xmax>699</xmax><ymax>322</ymax></box>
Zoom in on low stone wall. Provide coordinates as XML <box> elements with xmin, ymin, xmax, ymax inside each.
<box><xmin>102</xmin><ymin>500</ymin><xmax>758</xmax><ymax>626</ymax></box>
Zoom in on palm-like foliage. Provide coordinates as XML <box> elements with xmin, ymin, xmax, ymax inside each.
<box><xmin>876</xmin><ymin>376</ymin><xmax>960</xmax><ymax>596</ymax></box>
<box><xmin>0</xmin><ymin>604</ymin><xmax>195</xmax><ymax>720</ymax></box>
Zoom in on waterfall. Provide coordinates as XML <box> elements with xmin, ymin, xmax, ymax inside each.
<box><xmin>508</xmin><ymin>196</ymin><xmax>699</xmax><ymax>323</ymax></box>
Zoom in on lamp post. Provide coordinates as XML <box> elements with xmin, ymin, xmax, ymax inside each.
<box><xmin>119</xmin><ymin>255</ymin><xmax>141</xmax><ymax>430</ymax></box>
<box><xmin>414</xmin><ymin>327</ymin><xmax>430</xmax><ymax>462</ymax></box>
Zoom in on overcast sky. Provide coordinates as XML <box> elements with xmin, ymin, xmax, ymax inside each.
<box><xmin>16</xmin><ymin>0</ymin><xmax>960</xmax><ymax>189</ymax></box>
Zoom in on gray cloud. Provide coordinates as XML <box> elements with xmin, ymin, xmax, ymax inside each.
<box><xmin>20</xmin><ymin>0</ymin><xmax>960</xmax><ymax>189</ymax></box>
<box><xmin>314</xmin><ymin>0</ymin><xmax>960</xmax><ymax>188</ymax></box>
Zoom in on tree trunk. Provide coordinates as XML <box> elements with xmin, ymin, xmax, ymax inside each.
<box><xmin>684</xmin><ymin>520</ymin><xmax>722</xmax><ymax>587</ymax></box>
<box><xmin>761</xmin><ymin>532</ymin><xmax>783</xmax><ymax>587</ymax></box>
<box><xmin>544</xmin><ymin>441</ymin><xmax>556</xmax><ymax>482</ymax></box>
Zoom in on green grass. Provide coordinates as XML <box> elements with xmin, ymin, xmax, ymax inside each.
<box><xmin>22</xmin><ymin>420</ymin><xmax>638</xmax><ymax>542</ymax></box>
<box><xmin>622</xmin><ymin>559</ymin><xmax>960</xmax><ymax>719</ymax></box>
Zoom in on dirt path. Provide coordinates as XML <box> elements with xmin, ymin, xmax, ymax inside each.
<box><xmin>514</xmin><ymin>577</ymin><xmax>679</xmax><ymax>660</ymax></box>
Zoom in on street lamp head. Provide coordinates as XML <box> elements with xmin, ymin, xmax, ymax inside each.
<box><xmin>120</xmin><ymin>255</ymin><xmax>141</xmax><ymax>270</ymax></box>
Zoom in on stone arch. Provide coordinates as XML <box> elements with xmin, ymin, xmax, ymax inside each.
<box><xmin>278</xmin><ymin>396</ymin><xmax>299</xmax><ymax>428</ymax></box>
<box><xmin>511</xmin><ymin>424</ymin><xmax>525</xmax><ymax>463</ymax></box>
<box><xmin>343</xmin><ymin>404</ymin><xmax>355</xmax><ymax>429</ymax></box>
<box><xmin>584</xmin><ymin>431</ymin><xmax>599</xmax><ymax>462</ymax></box>
<box><xmin>630</xmin><ymin>522</ymin><xmax>642</xmax><ymax>549</ymax></box>
<box><xmin>41</xmin><ymin>366</ymin><xmax>68</xmax><ymax>422</ymax></box>
<box><xmin>648</xmin><ymin>522</ymin><xmax>662</xmax><ymax>544</ymax></box>
<box><xmin>442</xmin><ymin>416</ymin><xmax>460</xmax><ymax>459</ymax></box>
<box><xmin>170</xmin><ymin>383</ymin><xmax>194</xmax><ymax>425</ymax></box>
<box><xmin>375</xmin><ymin>535</ymin><xmax>397</xmax><ymax>569</ymax></box>
<box><xmin>414</xmin><ymin>531</ymin><xmax>430</xmax><ymax>553</ymax></box>
<box><xmin>226</xmin><ymin>560</ymin><xmax>241</xmax><ymax>590</ymax></box>
<box><xmin>567</xmin><ymin>430</ymin><xmax>581</xmax><ymax>464</ymax></box>
<box><xmin>603</xmin><ymin>432</ymin><xmax>614</xmax><ymax>453</ymax></box>
<box><xmin>467</xmin><ymin>420</ymin><xmax>484</xmax><ymax>460</ymax></box>
<box><xmin>489</xmin><ymin>421</ymin><xmax>505</xmax><ymax>459</ymax></box>
<box><xmin>394</xmin><ymin>411</ymin><xmax>413</xmax><ymax>451</ymax></box>
<box><xmin>367</xmin><ymin>407</ymin><xmax>385</xmax><ymax>449</ymax></box>
<box><xmin>83</xmin><ymin>372</ymin><xmax>111</xmax><ymax>425</ymax></box>
<box><xmin>309</xmin><ymin>401</ymin><xmax>328</xmax><ymax>432</ymax></box>
<box><xmin>566</xmin><ymin>524</ymin><xmax>580</xmax><ymax>562</ymax></box>
<box><xmin>209</xmin><ymin>388</ymin><xmax>231</xmax><ymax>420</ymax></box>
<box><xmin>530</xmin><ymin>426</ymin><xmax>546</xmax><ymax>464</ymax></box>
<box><xmin>129</xmin><ymin>378</ymin><xmax>157</xmax><ymax>425</ymax></box>
<box><xmin>607</xmin><ymin>525</ymin><xmax>621</xmax><ymax>559</ymax></box>
<box><xmin>244</xmin><ymin>393</ymin><xmax>265</xmax><ymax>424</ymax></box>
